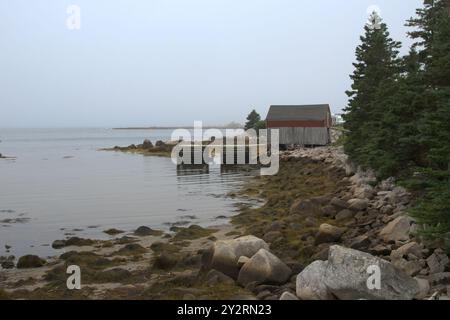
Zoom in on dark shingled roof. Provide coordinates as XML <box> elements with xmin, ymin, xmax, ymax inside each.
<box><xmin>266</xmin><ymin>104</ymin><xmax>331</xmax><ymax>121</ymax></box>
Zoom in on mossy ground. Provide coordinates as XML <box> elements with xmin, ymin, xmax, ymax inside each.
<box><xmin>232</xmin><ymin>157</ymin><xmax>348</xmax><ymax>264</ymax></box>
<box><xmin>171</xmin><ymin>225</ymin><xmax>218</xmax><ymax>241</ymax></box>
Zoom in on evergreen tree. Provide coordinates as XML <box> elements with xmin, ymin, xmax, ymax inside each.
<box><xmin>407</xmin><ymin>0</ymin><xmax>450</xmax><ymax>247</ymax></box>
<box><xmin>244</xmin><ymin>110</ymin><xmax>262</xmax><ymax>130</ymax></box>
<box><xmin>343</xmin><ymin>12</ymin><xmax>402</xmax><ymax>172</ymax></box>
<box><xmin>372</xmin><ymin>49</ymin><xmax>429</xmax><ymax>176</ymax></box>
<box><xmin>342</xmin><ymin>1</ymin><xmax>450</xmax><ymax>247</ymax></box>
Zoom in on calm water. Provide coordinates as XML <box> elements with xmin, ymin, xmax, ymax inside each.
<box><xmin>0</xmin><ymin>128</ymin><xmax>254</xmax><ymax>257</ymax></box>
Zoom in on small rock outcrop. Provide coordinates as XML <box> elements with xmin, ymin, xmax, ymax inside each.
<box><xmin>17</xmin><ymin>255</ymin><xmax>46</xmax><ymax>269</ymax></box>
<box><xmin>51</xmin><ymin>240</ymin><xmax>66</xmax><ymax>249</ymax></box>
<box><xmin>142</xmin><ymin>139</ymin><xmax>154</xmax><ymax>149</ymax></box>
<box><xmin>134</xmin><ymin>226</ymin><xmax>163</xmax><ymax>237</ymax></box>
<box><xmin>0</xmin><ymin>256</ymin><xmax>15</xmax><ymax>269</ymax></box>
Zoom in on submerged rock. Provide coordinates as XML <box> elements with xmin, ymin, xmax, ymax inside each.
<box><xmin>237</xmin><ymin>249</ymin><xmax>291</xmax><ymax>286</ymax></box>
<box><xmin>103</xmin><ymin>228</ymin><xmax>125</xmax><ymax>236</ymax></box>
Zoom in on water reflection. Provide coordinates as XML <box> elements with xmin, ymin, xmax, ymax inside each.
<box><xmin>176</xmin><ymin>164</ymin><xmax>210</xmax><ymax>176</ymax></box>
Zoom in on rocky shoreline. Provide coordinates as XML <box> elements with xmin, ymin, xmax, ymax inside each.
<box><xmin>282</xmin><ymin>147</ymin><xmax>449</xmax><ymax>300</ymax></box>
<box><xmin>1</xmin><ymin>146</ymin><xmax>449</xmax><ymax>300</ymax></box>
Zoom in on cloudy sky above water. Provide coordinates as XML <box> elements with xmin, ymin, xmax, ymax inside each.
<box><xmin>0</xmin><ymin>0</ymin><xmax>422</xmax><ymax>128</ymax></box>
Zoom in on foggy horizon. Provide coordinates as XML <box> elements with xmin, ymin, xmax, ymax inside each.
<box><xmin>0</xmin><ymin>0</ymin><xmax>422</xmax><ymax>128</ymax></box>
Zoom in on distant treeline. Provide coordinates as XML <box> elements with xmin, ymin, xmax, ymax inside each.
<box><xmin>343</xmin><ymin>1</ymin><xmax>450</xmax><ymax>247</ymax></box>
<box><xmin>113</xmin><ymin>126</ymin><xmax>243</xmax><ymax>130</ymax></box>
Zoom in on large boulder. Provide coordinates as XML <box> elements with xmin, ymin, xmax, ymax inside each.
<box><xmin>296</xmin><ymin>260</ymin><xmax>334</xmax><ymax>300</ymax></box>
<box><xmin>204</xmin><ymin>236</ymin><xmax>269</xmax><ymax>278</ymax></box>
<box><xmin>324</xmin><ymin>245</ymin><xmax>419</xmax><ymax>300</ymax></box>
<box><xmin>237</xmin><ymin>249</ymin><xmax>291</xmax><ymax>286</ymax></box>
<box><xmin>379</xmin><ymin>216</ymin><xmax>414</xmax><ymax>242</ymax></box>
<box><xmin>315</xmin><ymin>224</ymin><xmax>345</xmax><ymax>245</ymax></box>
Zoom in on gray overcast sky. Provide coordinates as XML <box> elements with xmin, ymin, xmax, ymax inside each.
<box><xmin>0</xmin><ymin>0</ymin><xmax>422</xmax><ymax>128</ymax></box>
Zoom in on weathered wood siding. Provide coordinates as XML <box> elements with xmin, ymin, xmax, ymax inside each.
<box><xmin>269</xmin><ymin>127</ymin><xmax>330</xmax><ymax>146</ymax></box>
